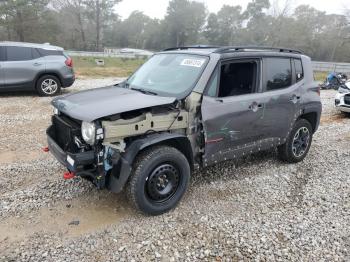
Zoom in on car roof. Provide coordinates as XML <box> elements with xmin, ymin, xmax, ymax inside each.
<box><xmin>160</xmin><ymin>45</ymin><xmax>304</xmax><ymax>58</ymax></box>
<box><xmin>0</xmin><ymin>41</ymin><xmax>64</xmax><ymax>51</ymax></box>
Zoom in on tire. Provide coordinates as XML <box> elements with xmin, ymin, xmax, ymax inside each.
<box><xmin>126</xmin><ymin>146</ymin><xmax>191</xmax><ymax>215</ymax></box>
<box><xmin>36</xmin><ymin>75</ymin><xmax>61</xmax><ymax>96</ymax></box>
<box><xmin>278</xmin><ymin>119</ymin><xmax>313</xmax><ymax>163</ymax></box>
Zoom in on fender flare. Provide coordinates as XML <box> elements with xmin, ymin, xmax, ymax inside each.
<box><xmin>107</xmin><ymin>132</ymin><xmax>193</xmax><ymax>193</ymax></box>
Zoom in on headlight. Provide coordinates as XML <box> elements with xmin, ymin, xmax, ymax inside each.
<box><xmin>81</xmin><ymin>121</ymin><xmax>96</xmax><ymax>145</ymax></box>
<box><xmin>53</xmin><ymin>107</ymin><xmax>59</xmax><ymax>115</ymax></box>
<box><xmin>338</xmin><ymin>86</ymin><xmax>350</xmax><ymax>94</ymax></box>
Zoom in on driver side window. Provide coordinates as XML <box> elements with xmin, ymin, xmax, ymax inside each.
<box><xmin>206</xmin><ymin>60</ymin><xmax>259</xmax><ymax>97</ymax></box>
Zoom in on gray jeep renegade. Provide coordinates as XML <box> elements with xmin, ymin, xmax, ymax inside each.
<box><xmin>0</xmin><ymin>41</ymin><xmax>75</xmax><ymax>96</ymax></box>
<box><xmin>47</xmin><ymin>46</ymin><xmax>322</xmax><ymax>215</ymax></box>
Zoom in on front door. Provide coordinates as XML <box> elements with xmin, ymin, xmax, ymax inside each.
<box><xmin>2</xmin><ymin>46</ymin><xmax>44</xmax><ymax>89</ymax></box>
<box><xmin>201</xmin><ymin>58</ymin><xmax>266</xmax><ymax>166</ymax></box>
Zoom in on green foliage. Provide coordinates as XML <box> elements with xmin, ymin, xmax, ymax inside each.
<box><xmin>0</xmin><ymin>0</ymin><xmax>350</xmax><ymax>62</ymax></box>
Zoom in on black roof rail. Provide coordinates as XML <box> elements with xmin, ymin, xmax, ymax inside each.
<box><xmin>163</xmin><ymin>45</ymin><xmax>220</xmax><ymax>51</ymax></box>
<box><xmin>214</xmin><ymin>46</ymin><xmax>303</xmax><ymax>54</ymax></box>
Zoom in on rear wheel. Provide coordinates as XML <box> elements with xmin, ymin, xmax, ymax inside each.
<box><xmin>278</xmin><ymin>119</ymin><xmax>313</xmax><ymax>163</ymax></box>
<box><xmin>126</xmin><ymin>146</ymin><xmax>191</xmax><ymax>215</ymax></box>
<box><xmin>36</xmin><ymin>75</ymin><xmax>61</xmax><ymax>96</ymax></box>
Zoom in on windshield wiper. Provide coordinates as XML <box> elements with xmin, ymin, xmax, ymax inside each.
<box><xmin>130</xmin><ymin>87</ymin><xmax>158</xmax><ymax>96</ymax></box>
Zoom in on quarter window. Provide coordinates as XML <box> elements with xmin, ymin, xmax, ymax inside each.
<box><xmin>6</xmin><ymin>46</ymin><xmax>33</xmax><ymax>61</ymax></box>
<box><xmin>264</xmin><ymin>58</ymin><xmax>292</xmax><ymax>91</ymax></box>
<box><xmin>294</xmin><ymin>59</ymin><xmax>304</xmax><ymax>82</ymax></box>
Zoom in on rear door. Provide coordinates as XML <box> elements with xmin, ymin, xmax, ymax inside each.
<box><xmin>257</xmin><ymin>57</ymin><xmax>302</xmax><ymax>142</ymax></box>
<box><xmin>2</xmin><ymin>46</ymin><xmax>45</xmax><ymax>89</ymax></box>
<box><xmin>0</xmin><ymin>46</ymin><xmax>5</xmax><ymax>87</ymax></box>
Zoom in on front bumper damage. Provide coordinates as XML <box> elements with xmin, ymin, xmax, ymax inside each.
<box><xmin>46</xmin><ymin>125</ymin><xmax>132</xmax><ymax>193</ymax></box>
<box><xmin>335</xmin><ymin>92</ymin><xmax>350</xmax><ymax>113</ymax></box>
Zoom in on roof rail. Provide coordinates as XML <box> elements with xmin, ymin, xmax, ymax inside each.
<box><xmin>214</xmin><ymin>46</ymin><xmax>303</xmax><ymax>54</ymax></box>
<box><xmin>163</xmin><ymin>45</ymin><xmax>220</xmax><ymax>51</ymax></box>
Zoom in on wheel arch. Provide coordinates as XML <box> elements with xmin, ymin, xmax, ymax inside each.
<box><xmin>298</xmin><ymin>111</ymin><xmax>319</xmax><ymax>133</ymax></box>
<box><xmin>35</xmin><ymin>71</ymin><xmax>63</xmax><ymax>88</ymax></box>
<box><xmin>107</xmin><ymin>133</ymin><xmax>194</xmax><ymax>193</ymax></box>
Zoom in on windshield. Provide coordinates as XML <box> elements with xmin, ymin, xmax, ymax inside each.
<box><xmin>126</xmin><ymin>53</ymin><xmax>208</xmax><ymax>97</ymax></box>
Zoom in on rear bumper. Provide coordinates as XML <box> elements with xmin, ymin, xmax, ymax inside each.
<box><xmin>46</xmin><ymin>125</ymin><xmax>94</xmax><ymax>172</ymax></box>
<box><xmin>61</xmin><ymin>75</ymin><xmax>75</xmax><ymax>88</ymax></box>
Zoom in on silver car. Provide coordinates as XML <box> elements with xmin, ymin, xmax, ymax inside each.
<box><xmin>0</xmin><ymin>41</ymin><xmax>75</xmax><ymax>96</ymax></box>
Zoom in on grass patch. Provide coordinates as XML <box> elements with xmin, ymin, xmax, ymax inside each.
<box><xmin>72</xmin><ymin>56</ymin><xmax>146</xmax><ymax>78</ymax></box>
<box><xmin>314</xmin><ymin>71</ymin><xmax>327</xmax><ymax>82</ymax></box>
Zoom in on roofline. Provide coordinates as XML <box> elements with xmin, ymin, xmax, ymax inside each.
<box><xmin>0</xmin><ymin>41</ymin><xmax>64</xmax><ymax>51</ymax></box>
<box><xmin>163</xmin><ymin>45</ymin><xmax>303</xmax><ymax>55</ymax></box>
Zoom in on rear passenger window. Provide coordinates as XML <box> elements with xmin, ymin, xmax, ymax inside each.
<box><xmin>294</xmin><ymin>59</ymin><xmax>304</xmax><ymax>82</ymax></box>
<box><xmin>264</xmin><ymin>58</ymin><xmax>292</xmax><ymax>91</ymax></box>
<box><xmin>6</xmin><ymin>46</ymin><xmax>33</xmax><ymax>61</ymax></box>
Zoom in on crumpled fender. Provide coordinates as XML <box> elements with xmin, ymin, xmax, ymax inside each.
<box><xmin>107</xmin><ymin>132</ymin><xmax>192</xmax><ymax>193</ymax></box>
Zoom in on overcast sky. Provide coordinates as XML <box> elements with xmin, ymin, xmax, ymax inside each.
<box><xmin>117</xmin><ymin>0</ymin><xmax>348</xmax><ymax>20</ymax></box>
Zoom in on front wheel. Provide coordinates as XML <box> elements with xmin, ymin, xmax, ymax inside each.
<box><xmin>126</xmin><ymin>146</ymin><xmax>191</xmax><ymax>215</ymax></box>
<box><xmin>278</xmin><ymin>119</ymin><xmax>313</xmax><ymax>163</ymax></box>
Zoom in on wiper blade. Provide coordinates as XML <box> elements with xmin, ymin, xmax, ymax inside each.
<box><xmin>131</xmin><ymin>87</ymin><xmax>158</xmax><ymax>96</ymax></box>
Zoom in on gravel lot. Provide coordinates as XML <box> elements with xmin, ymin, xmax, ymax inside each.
<box><xmin>0</xmin><ymin>79</ymin><xmax>349</xmax><ymax>261</ymax></box>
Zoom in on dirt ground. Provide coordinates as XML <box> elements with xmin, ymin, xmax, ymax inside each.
<box><xmin>0</xmin><ymin>81</ymin><xmax>349</xmax><ymax>261</ymax></box>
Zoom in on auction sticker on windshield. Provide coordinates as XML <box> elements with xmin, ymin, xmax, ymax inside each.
<box><xmin>181</xmin><ymin>58</ymin><xmax>205</xmax><ymax>68</ymax></box>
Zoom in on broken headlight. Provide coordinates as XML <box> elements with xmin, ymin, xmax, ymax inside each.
<box><xmin>81</xmin><ymin>121</ymin><xmax>96</xmax><ymax>145</ymax></box>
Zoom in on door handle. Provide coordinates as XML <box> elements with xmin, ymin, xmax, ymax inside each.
<box><xmin>249</xmin><ymin>102</ymin><xmax>263</xmax><ymax>112</ymax></box>
<box><xmin>33</xmin><ymin>62</ymin><xmax>42</xmax><ymax>66</ymax></box>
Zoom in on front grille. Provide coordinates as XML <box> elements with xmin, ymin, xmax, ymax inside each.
<box><xmin>344</xmin><ymin>95</ymin><xmax>350</xmax><ymax>105</ymax></box>
<box><xmin>52</xmin><ymin>114</ymin><xmax>82</xmax><ymax>152</ymax></box>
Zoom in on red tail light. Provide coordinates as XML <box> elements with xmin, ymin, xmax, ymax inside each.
<box><xmin>65</xmin><ymin>57</ymin><xmax>73</xmax><ymax>67</ymax></box>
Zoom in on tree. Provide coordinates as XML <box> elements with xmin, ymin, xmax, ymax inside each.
<box><xmin>52</xmin><ymin>0</ymin><xmax>89</xmax><ymax>50</ymax></box>
<box><xmin>163</xmin><ymin>0</ymin><xmax>206</xmax><ymax>46</ymax></box>
<box><xmin>84</xmin><ymin>0</ymin><xmax>122</xmax><ymax>51</ymax></box>
<box><xmin>242</xmin><ymin>0</ymin><xmax>271</xmax><ymax>44</ymax></box>
<box><xmin>0</xmin><ymin>0</ymin><xmax>49</xmax><ymax>41</ymax></box>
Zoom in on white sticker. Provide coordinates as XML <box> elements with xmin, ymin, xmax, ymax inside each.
<box><xmin>67</xmin><ymin>155</ymin><xmax>75</xmax><ymax>166</ymax></box>
<box><xmin>180</xmin><ymin>58</ymin><xmax>205</xmax><ymax>68</ymax></box>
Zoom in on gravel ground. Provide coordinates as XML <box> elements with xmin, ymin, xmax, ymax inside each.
<box><xmin>0</xmin><ymin>80</ymin><xmax>349</xmax><ymax>261</ymax></box>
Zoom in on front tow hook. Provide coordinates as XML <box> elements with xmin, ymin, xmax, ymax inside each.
<box><xmin>63</xmin><ymin>171</ymin><xmax>75</xmax><ymax>180</ymax></box>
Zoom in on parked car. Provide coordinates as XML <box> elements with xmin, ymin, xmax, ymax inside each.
<box><xmin>0</xmin><ymin>41</ymin><xmax>75</xmax><ymax>96</ymax></box>
<box><xmin>46</xmin><ymin>46</ymin><xmax>322</xmax><ymax>215</ymax></box>
<box><xmin>335</xmin><ymin>80</ymin><xmax>350</xmax><ymax>113</ymax></box>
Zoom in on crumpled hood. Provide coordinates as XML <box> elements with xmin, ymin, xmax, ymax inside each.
<box><xmin>52</xmin><ymin>86</ymin><xmax>176</xmax><ymax>122</ymax></box>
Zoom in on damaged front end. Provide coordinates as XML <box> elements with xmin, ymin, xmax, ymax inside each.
<box><xmin>46</xmin><ymin>94</ymin><xmax>202</xmax><ymax>193</ymax></box>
